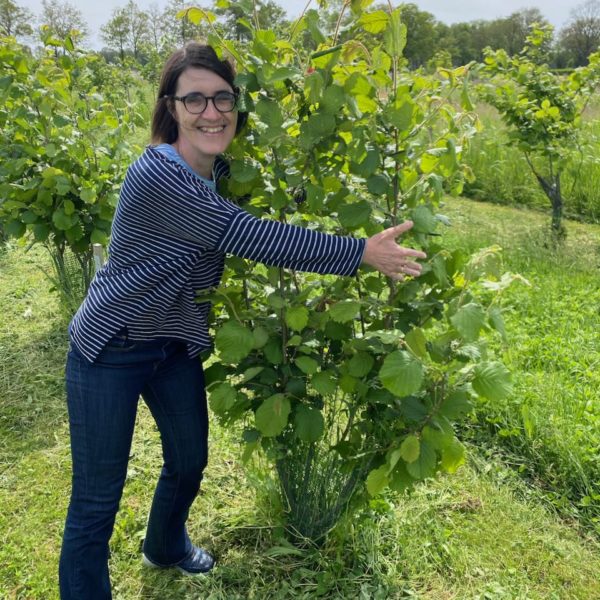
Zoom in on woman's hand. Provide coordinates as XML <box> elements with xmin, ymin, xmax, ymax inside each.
<box><xmin>362</xmin><ymin>220</ymin><xmax>427</xmax><ymax>280</ymax></box>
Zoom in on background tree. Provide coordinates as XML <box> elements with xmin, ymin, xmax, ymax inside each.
<box><xmin>39</xmin><ymin>0</ymin><xmax>88</xmax><ymax>45</ymax></box>
<box><xmin>398</xmin><ymin>3</ymin><xmax>439</xmax><ymax>68</ymax></box>
<box><xmin>101</xmin><ymin>7</ymin><xmax>130</xmax><ymax>62</ymax></box>
<box><xmin>214</xmin><ymin>0</ymin><xmax>288</xmax><ymax>42</ymax></box>
<box><xmin>0</xmin><ymin>0</ymin><xmax>33</xmax><ymax>38</ymax></box>
<box><xmin>558</xmin><ymin>0</ymin><xmax>600</xmax><ymax>67</ymax></box>
<box><xmin>160</xmin><ymin>0</ymin><xmax>207</xmax><ymax>48</ymax></box>
<box><xmin>481</xmin><ymin>24</ymin><xmax>600</xmax><ymax>237</ymax></box>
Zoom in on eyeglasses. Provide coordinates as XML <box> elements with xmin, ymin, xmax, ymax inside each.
<box><xmin>165</xmin><ymin>91</ymin><xmax>238</xmax><ymax>114</ymax></box>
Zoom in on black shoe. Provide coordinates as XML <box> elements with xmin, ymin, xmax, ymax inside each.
<box><xmin>142</xmin><ymin>545</ymin><xmax>215</xmax><ymax>576</ymax></box>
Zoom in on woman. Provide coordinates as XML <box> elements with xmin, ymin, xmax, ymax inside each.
<box><xmin>59</xmin><ymin>42</ymin><xmax>426</xmax><ymax>599</ymax></box>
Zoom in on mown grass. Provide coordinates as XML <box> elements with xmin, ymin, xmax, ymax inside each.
<box><xmin>1</xmin><ymin>208</ymin><xmax>600</xmax><ymax>599</ymax></box>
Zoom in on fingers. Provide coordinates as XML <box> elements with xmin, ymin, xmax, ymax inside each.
<box><xmin>381</xmin><ymin>220</ymin><xmax>414</xmax><ymax>239</ymax></box>
<box><xmin>400</xmin><ymin>248</ymin><xmax>428</xmax><ymax>260</ymax></box>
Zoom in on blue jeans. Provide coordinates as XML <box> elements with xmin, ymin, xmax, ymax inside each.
<box><xmin>59</xmin><ymin>333</ymin><xmax>209</xmax><ymax>600</ymax></box>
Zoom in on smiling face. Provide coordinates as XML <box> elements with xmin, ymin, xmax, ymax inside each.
<box><xmin>171</xmin><ymin>67</ymin><xmax>238</xmax><ymax>178</ymax></box>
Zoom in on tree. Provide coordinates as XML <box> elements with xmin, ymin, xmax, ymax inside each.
<box><xmin>160</xmin><ymin>0</ymin><xmax>207</xmax><ymax>48</ymax></box>
<box><xmin>214</xmin><ymin>0</ymin><xmax>288</xmax><ymax>42</ymax></box>
<box><xmin>482</xmin><ymin>24</ymin><xmax>600</xmax><ymax>237</ymax></box>
<box><xmin>101</xmin><ymin>1</ymin><xmax>149</xmax><ymax>62</ymax></box>
<box><xmin>559</xmin><ymin>0</ymin><xmax>600</xmax><ymax>67</ymax></box>
<box><xmin>0</xmin><ymin>38</ymin><xmax>140</xmax><ymax>313</ymax></box>
<box><xmin>101</xmin><ymin>8</ymin><xmax>130</xmax><ymax>61</ymax></box>
<box><xmin>398</xmin><ymin>3</ymin><xmax>440</xmax><ymax>68</ymax></box>
<box><xmin>39</xmin><ymin>0</ymin><xmax>88</xmax><ymax>45</ymax></box>
<box><xmin>0</xmin><ymin>0</ymin><xmax>33</xmax><ymax>38</ymax></box>
<box><xmin>180</xmin><ymin>4</ymin><xmax>515</xmax><ymax>544</ymax></box>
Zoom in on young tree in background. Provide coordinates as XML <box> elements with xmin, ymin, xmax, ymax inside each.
<box><xmin>213</xmin><ymin>0</ymin><xmax>288</xmax><ymax>42</ymax></box>
<box><xmin>0</xmin><ymin>0</ymin><xmax>33</xmax><ymax>38</ymax></box>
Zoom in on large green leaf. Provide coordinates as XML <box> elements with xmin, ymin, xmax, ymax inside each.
<box><xmin>366</xmin><ymin>464</ymin><xmax>389</xmax><ymax>496</ymax></box>
<box><xmin>310</xmin><ymin>371</ymin><xmax>337</xmax><ymax>395</ymax></box>
<box><xmin>338</xmin><ymin>200</ymin><xmax>371</xmax><ymax>229</ymax></box>
<box><xmin>209</xmin><ymin>382</ymin><xmax>237</xmax><ymax>414</ymax></box>
<box><xmin>255</xmin><ymin>394</ymin><xmax>291</xmax><ymax>437</ymax></box>
<box><xmin>399</xmin><ymin>434</ymin><xmax>420</xmax><ymax>463</ymax></box>
<box><xmin>328</xmin><ymin>300</ymin><xmax>361</xmax><ymax>323</ymax></box>
<box><xmin>347</xmin><ymin>351</ymin><xmax>374</xmax><ymax>377</ymax></box>
<box><xmin>406</xmin><ymin>440</ymin><xmax>436</xmax><ymax>479</ymax></box>
<box><xmin>379</xmin><ymin>351</ymin><xmax>424</xmax><ymax>397</ymax></box>
<box><xmin>472</xmin><ymin>361</ymin><xmax>512</xmax><ymax>401</ymax></box>
<box><xmin>294</xmin><ymin>405</ymin><xmax>324</xmax><ymax>442</ymax></box>
<box><xmin>215</xmin><ymin>320</ymin><xmax>254</xmax><ymax>363</ymax></box>
<box><xmin>285</xmin><ymin>305</ymin><xmax>309</xmax><ymax>331</ymax></box>
<box><xmin>383</xmin><ymin>8</ymin><xmax>407</xmax><ymax>58</ymax></box>
<box><xmin>295</xmin><ymin>355</ymin><xmax>319</xmax><ymax>374</ymax></box>
<box><xmin>450</xmin><ymin>303</ymin><xmax>487</xmax><ymax>342</ymax></box>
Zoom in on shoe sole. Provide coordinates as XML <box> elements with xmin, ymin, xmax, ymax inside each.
<box><xmin>142</xmin><ymin>553</ymin><xmax>213</xmax><ymax>576</ymax></box>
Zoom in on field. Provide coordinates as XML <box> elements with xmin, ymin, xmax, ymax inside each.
<box><xmin>1</xmin><ymin>198</ymin><xmax>599</xmax><ymax>599</ymax></box>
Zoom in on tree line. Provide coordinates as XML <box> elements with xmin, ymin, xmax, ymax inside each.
<box><xmin>2</xmin><ymin>0</ymin><xmax>600</xmax><ymax>69</ymax></box>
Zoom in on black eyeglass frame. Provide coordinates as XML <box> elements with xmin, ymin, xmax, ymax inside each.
<box><xmin>164</xmin><ymin>91</ymin><xmax>239</xmax><ymax>114</ymax></box>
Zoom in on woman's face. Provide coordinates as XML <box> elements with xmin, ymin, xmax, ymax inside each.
<box><xmin>171</xmin><ymin>67</ymin><xmax>238</xmax><ymax>176</ymax></box>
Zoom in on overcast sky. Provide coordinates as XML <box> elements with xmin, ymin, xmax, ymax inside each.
<box><xmin>18</xmin><ymin>0</ymin><xmax>580</xmax><ymax>49</ymax></box>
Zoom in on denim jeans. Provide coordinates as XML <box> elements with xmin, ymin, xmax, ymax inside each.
<box><xmin>59</xmin><ymin>333</ymin><xmax>209</xmax><ymax>600</ymax></box>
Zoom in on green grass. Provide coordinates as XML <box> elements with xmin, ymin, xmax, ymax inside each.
<box><xmin>441</xmin><ymin>198</ymin><xmax>600</xmax><ymax>533</ymax></box>
<box><xmin>1</xmin><ymin>210</ymin><xmax>600</xmax><ymax>599</ymax></box>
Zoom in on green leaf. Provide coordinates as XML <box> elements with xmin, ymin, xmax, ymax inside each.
<box><xmin>347</xmin><ymin>352</ymin><xmax>374</xmax><ymax>377</ymax></box>
<box><xmin>366</xmin><ymin>464</ymin><xmax>389</xmax><ymax>496</ymax></box>
<box><xmin>252</xmin><ymin>326</ymin><xmax>269</xmax><ymax>348</ymax></box>
<box><xmin>488</xmin><ymin>306</ymin><xmax>507</xmax><ymax>342</ymax></box>
<box><xmin>438</xmin><ymin>390</ymin><xmax>473</xmax><ymax>420</ymax></box>
<box><xmin>285</xmin><ymin>305</ymin><xmax>309</xmax><ymax>331</ymax></box>
<box><xmin>52</xmin><ymin>208</ymin><xmax>74</xmax><ymax>231</ymax></box>
<box><xmin>241</xmin><ymin>366</ymin><xmax>263</xmax><ymax>383</ymax></box>
<box><xmin>310</xmin><ymin>371</ymin><xmax>337</xmax><ymax>395</ymax></box>
<box><xmin>329</xmin><ymin>300</ymin><xmax>361</xmax><ymax>323</ymax></box>
<box><xmin>406</xmin><ymin>440</ymin><xmax>436</xmax><ymax>479</ymax></box>
<box><xmin>384</xmin><ymin>8</ymin><xmax>407</xmax><ymax>58</ymax></box>
<box><xmin>295</xmin><ymin>356</ymin><xmax>319</xmax><ymax>375</ymax></box>
<box><xmin>450</xmin><ymin>303</ymin><xmax>487</xmax><ymax>342</ymax></box>
<box><xmin>90</xmin><ymin>229</ymin><xmax>108</xmax><ymax>245</ymax></box>
<box><xmin>230</xmin><ymin>160</ymin><xmax>260</xmax><ymax>183</ymax></box>
<box><xmin>300</xmin><ymin>113</ymin><xmax>336</xmax><ymax>147</ymax></box>
<box><xmin>80</xmin><ymin>188</ymin><xmax>97</xmax><ymax>204</ymax></box>
<box><xmin>209</xmin><ymin>382</ymin><xmax>237</xmax><ymax>413</ymax></box>
<box><xmin>379</xmin><ymin>351</ymin><xmax>424</xmax><ymax>397</ymax></box>
<box><xmin>294</xmin><ymin>405</ymin><xmax>324</xmax><ymax>442</ymax></box>
<box><xmin>441</xmin><ymin>439</ymin><xmax>465</xmax><ymax>473</ymax></box>
<box><xmin>255</xmin><ymin>394</ymin><xmax>291</xmax><ymax>437</ymax></box>
<box><xmin>4</xmin><ymin>220</ymin><xmax>26</xmax><ymax>238</ymax></box>
<box><xmin>411</xmin><ymin>205</ymin><xmax>436</xmax><ymax>234</ymax></box>
<box><xmin>405</xmin><ymin>328</ymin><xmax>427</xmax><ymax>359</ymax></box>
<box><xmin>359</xmin><ymin>10</ymin><xmax>389</xmax><ymax>34</ymax></box>
<box><xmin>338</xmin><ymin>200</ymin><xmax>371</xmax><ymax>229</ymax></box>
<box><xmin>399</xmin><ymin>434</ymin><xmax>420</xmax><ymax>463</ymax></box>
<box><xmin>215</xmin><ymin>320</ymin><xmax>254</xmax><ymax>363</ymax></box>
<box><xmin>472</xmin><ymin>361</ymin><xmax>512</xmax><ymax>401</ymax></box>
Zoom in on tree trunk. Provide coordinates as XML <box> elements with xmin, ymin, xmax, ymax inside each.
<box><xmin>533</xmin><ymin>171</ymin><xmax>565</xmax><ymax>239</ymax></box>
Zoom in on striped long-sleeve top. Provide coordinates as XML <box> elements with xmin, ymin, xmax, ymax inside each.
<box><xmin>69</xmin><ymin>145</ymin><xmax>366</xmax><ymax>363</ymax></box>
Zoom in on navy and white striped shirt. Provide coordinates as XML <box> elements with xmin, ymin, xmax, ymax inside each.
<box><xmin>69</xmin><ymin>145</ymin><xmax>366</xmax><ymax>363</ymax></box>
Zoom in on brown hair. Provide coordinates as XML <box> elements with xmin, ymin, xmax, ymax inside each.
<box><xmin>151</xmin><ymin>43</ymin><xmax>248</xmax><ymax>144</ymax></box>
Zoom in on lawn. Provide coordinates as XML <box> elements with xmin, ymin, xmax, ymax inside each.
<box><xmin>1</xmin><ymin>199</ymin><xmax>599</xmax><ymax>599</ymax></box>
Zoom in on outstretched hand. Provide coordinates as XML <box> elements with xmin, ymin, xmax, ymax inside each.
<box><xmin>361</xmin><ymin>221</ymin><xmax>427</xmax><ymax>280</ymax></box>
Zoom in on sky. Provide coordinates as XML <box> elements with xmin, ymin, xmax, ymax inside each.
<box><xmin>17</xmin><ymin>0</ymin><xmax>580</xmax><ymax>49</ymax></box>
